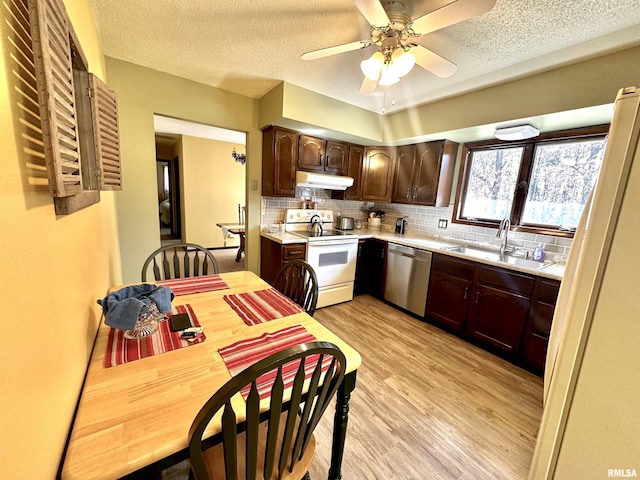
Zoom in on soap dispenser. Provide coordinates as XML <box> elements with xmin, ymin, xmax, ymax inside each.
<box><xmin>533</xmin><ymin>243</ymin><xmax>545</xmax><ymax>262</ymax></box>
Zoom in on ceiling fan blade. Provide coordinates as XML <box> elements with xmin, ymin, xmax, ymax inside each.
<box><xmin>302</xmin><ymin>40</ymin><xmax>371</xmax><ymax>61</ymax></box>
<box><xmin>410</xmin><ymin>0</ymin><xmax>496</xmax><ymax>35</ymax></box>
<box><xmin>353</xmin><ymin>0</ymin><xmax>390</xmax><ymax>27</ymax></box>
<box><xmin>360</xmin><ymin>76</ymin><xmax>379</xmax><ymax>94</ymax></box>
<box><xmin>412</xmin><ymin>45</ymin><xmax>457</xmax><ymax>78</ymax></box>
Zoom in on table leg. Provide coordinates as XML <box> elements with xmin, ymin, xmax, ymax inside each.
<box><xmin>235</xmin><ymin>234</ymin><xmax>245</xmax><ymax>262</ymax></box>
<box><xmin>328</xmin><ymin>370</ymin><xmax>357</xmax><ymax>480</ymax></box>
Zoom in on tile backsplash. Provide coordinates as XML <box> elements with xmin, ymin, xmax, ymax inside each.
<box><xmin>262</xmin><ymin>188</ymin><xmax>572</xmax><ymax>263</ymax></box>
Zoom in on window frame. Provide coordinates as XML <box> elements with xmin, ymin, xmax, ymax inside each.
<box><xmin>452</xmin><ymin>125</ymin><xmax>610</xmax><ymax>237</ymax></box>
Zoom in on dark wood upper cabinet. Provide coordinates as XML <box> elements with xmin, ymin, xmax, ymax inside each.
<box><xmin>391</xmin><ymin>145</ymin><xmax>416</xmax><ymax>203</ymax></box>
<box><xmin>262</xmin><ymin>126</ymin><xmax>297</xmax><ymax>197</ymax></box>
<box><xmin>325</xmin><ymin>141</ymin><xmax>349</xmax><ymax>175</ymax></box>
<box><xmin>344</xmin><ymin>145</ymin><xmax>364</xmax><ymax>200</ymax></box>
<box><xmin>362</xmin><ymin>147</ymin><xmax>395</xmax><ymax>202</ymax></box>
<box><xmin>298</xmin><ymin>136</ymin><xmax>348</xmax><ymax>175</ymax></box>
<box><xmin>298</xmin><ymin>135</ymin><xmax>325</xmax><ymax>172</ymax></box>
<box><xmin>391</xmin><ymin>140</ymin><xmax>458</xmax><ymax>207</ymax></box>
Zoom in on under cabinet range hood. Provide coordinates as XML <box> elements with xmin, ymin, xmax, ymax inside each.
<box><xmin>295</xmin><ymin>171</ymin><xmax>354</xmax><ymax>190</ymax></box>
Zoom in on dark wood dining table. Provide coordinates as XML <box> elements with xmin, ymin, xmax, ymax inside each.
<box><xmin>61</xmin><ymin>271</ymin><xmax>361</xmax><ymax>479</ymax></box>
<box><xmin>216</xmin><ymin>222</ymin><xmax>245</xmax><ymax>261</ymax></box>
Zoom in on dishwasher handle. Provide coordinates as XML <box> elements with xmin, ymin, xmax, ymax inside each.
<box><xmin>388</xmin><ymin>243</ymin><xmax>432</xmax><ymax>261</ymax></box>
<box><xmin>389</xmin><ymin>250</ymin><xmax>430</xmax><ymax>261</ymax></box>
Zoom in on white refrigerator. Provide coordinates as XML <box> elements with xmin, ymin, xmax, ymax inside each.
<box><xmin>529</xmin><ymin>86</ymin><xmax>640</xmax><ymax>479</ymax></box>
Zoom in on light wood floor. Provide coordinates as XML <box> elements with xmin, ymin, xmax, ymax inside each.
<box><xmin>308</xmin><ymin>295</ymin><xmax>544</xmax><ymax>480</ymax></box>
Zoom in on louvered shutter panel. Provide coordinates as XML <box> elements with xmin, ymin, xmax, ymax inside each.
<box><xmin>89</xmin><ymin>74</ymin><xmax>122</xmax><ymax>190</ymax></box>
<box><xmin>28</xmin><ymin>0</ymin><xmax>83</xmax><ymax>196</ymax></box>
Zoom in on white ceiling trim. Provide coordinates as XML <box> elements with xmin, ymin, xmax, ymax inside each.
<box><xmin>153</xmin><ymin>115</ymin><xmax>246</xmax><ymax>145</ymax></box>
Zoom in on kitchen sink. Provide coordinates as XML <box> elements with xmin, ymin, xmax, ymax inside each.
<box><xmin>442</xmin><ymin>245</ymin><xmax>555</xmax><ymax>269</ymax></box>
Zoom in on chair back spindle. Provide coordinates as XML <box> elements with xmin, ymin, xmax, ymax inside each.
<box><xmin>188</xmin><ymin>342</ymin><xmax>346</xmax><ymax>480</ymax></box>
<box><xmin>273</xmin><ymin>260</ymin><xmax>319</xmax><ymax>316</ymax></box>
<box><xmin>141</xmin><ymin>242</ymin><xmax>219</xmax><ymax>281</ymax></box>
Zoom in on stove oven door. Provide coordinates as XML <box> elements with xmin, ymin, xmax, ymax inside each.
<box><xmin>306</xmin><ymin>239</ymin><xmax>358</xmax><ymax>308</ymax></box>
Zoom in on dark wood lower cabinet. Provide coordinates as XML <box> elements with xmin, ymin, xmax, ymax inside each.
<box><xmin>354</xmin><ymin>239</ymin><xmax>387</xmax><ymax>298</ymax></box>
<box><xmin>260</xmin><ymin>237</ymin><xmax>306</xmax><ymax>286</ymax></box>
<box><xmin>467</xmin><ymin>283</ymin><xmax>531</xmax><ymax>353</ymax></box>
<box><xmin>522</xmin><ymin>278</ymin><xmax>561</xmax><ymax>372</ymax></box>
<box><xmin>425</xmin><ymin>253</ymin><xmax>560</xmax><ymax>374</ymax></box>
<box><xmin>426</xmin><ymin>255</ymin><xmax>474</xmax><ymax>332</ymax></box>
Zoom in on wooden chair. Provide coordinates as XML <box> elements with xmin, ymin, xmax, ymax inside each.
<box><xmin>238</xmin><ymin>203</ymin><xmax>246</xmax><ymax>225</ymax></box>
<box><xmin>188</xmin><ymin>341</ymin><xmax>346</xmax><ymax>480</ymax></box>
<box><xmin>273</xmin><ymin>260</ymin><xmax>319</xmax><ymax>316</ymax></box>
<box><xmin>141</xmin><ymin>242</ymin><xmax>219</xmax><ymax>281</ymax></box>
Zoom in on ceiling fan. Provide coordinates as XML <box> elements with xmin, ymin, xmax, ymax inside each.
<box><xmin>301</xmin><ymin>0</ymin><xmax>496</xmax><ymax>93</ymax></box>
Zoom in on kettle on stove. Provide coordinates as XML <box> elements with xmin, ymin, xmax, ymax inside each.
<box><xmin>308</xmin><ymin>214</ymin><xmax>323</xmax><ymax>235</ymax></box>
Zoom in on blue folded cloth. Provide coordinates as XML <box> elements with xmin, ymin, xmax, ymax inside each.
<box><xmin>98</xmin><ymin>284</ymin><xmax>174</xmax><ymax>330</ymax></box>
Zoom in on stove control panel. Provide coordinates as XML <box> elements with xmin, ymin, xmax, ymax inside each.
<box><xmin>285</xmin><ymin>209</ymin><xmax>334</xmax><ymax>224</ymax></box>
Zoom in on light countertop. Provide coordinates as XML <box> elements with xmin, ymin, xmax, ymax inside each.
<box><xmin>261</xmin><ymin>228</ymin><xmax>564</xmax><ymax>281</ymax></box>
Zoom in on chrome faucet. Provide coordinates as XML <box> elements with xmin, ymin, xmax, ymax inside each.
<box><xmin>496</xmin><ymin>217</ymin><xmax>511</xmax><ymax>255</ymax></box>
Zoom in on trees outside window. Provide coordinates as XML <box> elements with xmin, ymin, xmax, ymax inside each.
<box><xmin>453</xmin><ymin>126</ymin><xmax>608</xmax><ymax>236</ymax></box>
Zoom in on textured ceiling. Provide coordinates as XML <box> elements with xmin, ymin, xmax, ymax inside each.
<box><xmin>88</xmin><ymin>0</ymin><xmax>640</xmax><ymax>115</ymax></box>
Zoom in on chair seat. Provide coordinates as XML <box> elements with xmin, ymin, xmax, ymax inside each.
<box><xmin>200</xmin><ymin>414</ymin><xmax>316</xmax><ymax>480</ymax></box>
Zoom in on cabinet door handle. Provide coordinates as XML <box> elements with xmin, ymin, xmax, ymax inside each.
<box><xmin>463</xmin><ymin>287</ymin><xmax>469</xmax><ymax>300</ymax></box>
<box><xmin>289</xmin><ymin>250</ymin><xmax>303</xmax><ymax>255</ymax></box>
<box><xmin>475</xmin><ymin>291</ymin><xmax>480</xmax><ymax>303</ymax></box>
<box><xmin>406</xmin><ymin>186</ymin><xmax>411</xmax><ymax>198</ymax></box>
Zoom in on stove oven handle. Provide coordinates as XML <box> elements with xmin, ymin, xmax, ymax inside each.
<box><xmin>307</xmin><ymin>240</ymin><xmax>358</xmax><ymax>247</ymax></box>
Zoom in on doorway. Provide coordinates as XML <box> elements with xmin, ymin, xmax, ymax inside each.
<box><xmin>153</xmin><ymin>115</ymin><xmax>247</xmax><ymax>254</ymax></box>
<box><xmin>156</xmin><ymin>134</ymin><xmax>182</xmax><ymax>244</ymax></box>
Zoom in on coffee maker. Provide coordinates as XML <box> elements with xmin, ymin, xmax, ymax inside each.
<box><xmin>395</xmin><ymin>217</ymin><xmax>408</xmax><ymax>234</ymax></box>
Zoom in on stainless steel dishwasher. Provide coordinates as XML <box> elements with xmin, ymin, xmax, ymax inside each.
<box><xmin>384</xmin><ymin>243</ymin><xmax>432</xmax><ymax>316</ymax></box>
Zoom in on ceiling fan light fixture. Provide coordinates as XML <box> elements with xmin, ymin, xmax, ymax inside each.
<box><xmin>360</xmin><ymin>51</ymin><xmax>384</xmax><ymax>80</ymax></box>
<box><xmin>378</xmin><ymin>64</ymin><xmax>400</xmax><ymax>86</ymax></box>
<box><xmin>390</xmin><ymin>48</ymin><xmax>415</xmax><ymax>78</ymax></box>
<box><xmin>494</xmin><ymin>124</ymin><xmax>540</xmax><ymax>141</ymax></box>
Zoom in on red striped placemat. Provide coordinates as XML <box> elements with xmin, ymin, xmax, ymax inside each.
<box><xmin>223</xmin><ymin>288</ymin><xmax>305</xmax><ymax>326</ymax></box>
<box><xmin>219</xmin><ymin>325</ymin><xmax>330</xmax><ymax>399</ymax></box>
<box><xmin>104</xmin><ymin>304</ymin><xmax>205</xmax><ymax>367</ymax></box>
<box><xmin>157</xmin><ymin>275</ymin><xmax>229</xmax><ymax>296</ymax></box>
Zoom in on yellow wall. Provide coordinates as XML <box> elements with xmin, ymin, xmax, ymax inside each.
<box><xmin>103</xmin><ymin>58</ymin><xmax>259</xmax><ymax>281</ymax></box>
<box><xmin>0</xmin><ymin>0</ymin><xmax>121</xmax><ymax>478</ymax></box>
<box><xmin>180</xmin><ymin>135</ymin><xmax>246</xmax><ymax>248</ymax></box>
<box><xmin>384</xmin><ymin>45</ymin><xmax>640</xmax><ymax>143</ymax></box>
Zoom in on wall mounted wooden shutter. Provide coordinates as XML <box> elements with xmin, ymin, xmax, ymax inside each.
<box><xmin>90</xmin><ymin>74</ymin><xmax>122</xmax><ymax>190</ymax></box>
<box><xmin>28</xmin><ymin>0</ymin><xmax>83</xmax><ymax>197</ymax></box>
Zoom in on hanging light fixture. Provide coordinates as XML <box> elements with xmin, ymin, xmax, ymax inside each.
<box><xmin>360</xmin><ymin>32</ymin><xmax>416</xmax><ymax>88</ymax></box>
<box><xmin>231</xmin><ymin>147</ymin><xmax>246</xmax><ymax>165</ymax></box>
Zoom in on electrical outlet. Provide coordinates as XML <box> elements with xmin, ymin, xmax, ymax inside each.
<box><xmin>438</xmin><ymin>219</ymin><xmax>448</xmax><ymax>229</ymax></box>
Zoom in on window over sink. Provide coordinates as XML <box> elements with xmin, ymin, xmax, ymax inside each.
<box><xmin>453</xmin><ymin>126</ymin><xmax>609</xmax><ymax>236</ymax></box>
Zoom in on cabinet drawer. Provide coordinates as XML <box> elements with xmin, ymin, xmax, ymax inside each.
<box><xmin>531</xmin><ymin>302</ymin><xmax>554</xmax><ymax>336</ymax></box>
<box><xmin>283</xmin><ymin>244</ymin><xmax>306</xmax><ymax>260</ymax></box>
<box><xmin>475</xmin><ymin>266</ymin><xmax>535</xmax><ymax>296</ymax></box>
<box><xmin>523</xmin><ymin>332</ymin><xmax>549</xmax><ymax>371</ymax></box>
<box><xmin>537</xmin><ymin>279</ymin><xmax>561</xmax><ymax>303</ymax></box>
<box><xmin>432</xmin><ymin>254</ymin><xmax>475</xmax><ymax>279</ymax></box>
